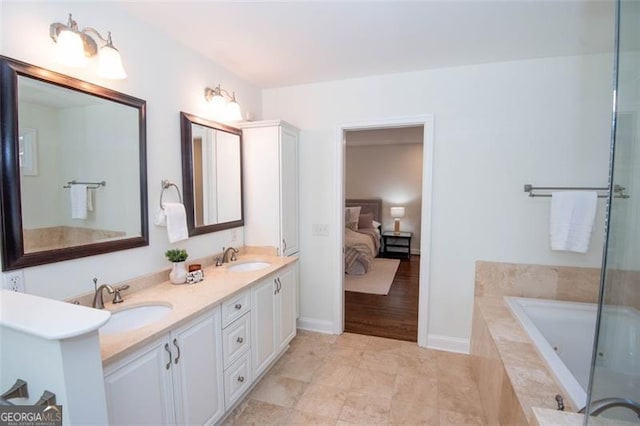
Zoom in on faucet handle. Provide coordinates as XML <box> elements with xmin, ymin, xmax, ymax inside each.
<box><xmin>112</xmin><ymin>285</ymin><xmax>130</xmax><ymax>304</ymax></box>
<box><xmin>215</xmin><ymin>257</ymin><xmax>223</xmax><ymax>267</ymax></box>
<box><xmin>230</xmin><ymin>251</ymin><xmax>238</xmax><ymax>262</ymax></box>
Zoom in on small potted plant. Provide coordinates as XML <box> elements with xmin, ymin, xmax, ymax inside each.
<box><xmin>165</xmin><ymin>249</ymin><xmax>188</xmax><ymax>284</ymax></box>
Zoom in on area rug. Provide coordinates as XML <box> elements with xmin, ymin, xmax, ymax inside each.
<box><xmin>345</xmin><ymin>258</ymin><xmax>400</xmax><ymax>295</ymax></box>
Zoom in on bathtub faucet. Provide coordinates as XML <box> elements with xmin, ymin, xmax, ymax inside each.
<box><xmin>579</xmin><ymin>397</ymin><xmax>640</xmax><ymax>419</ymax></box>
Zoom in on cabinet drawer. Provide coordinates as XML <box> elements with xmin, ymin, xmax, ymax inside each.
<box><xmin>224</xmin><ymin>353</ymin><xmax>252</xmax><ymax>409</ymax></box>
<box><xmin>222</xmin><ymin>290</ymin><xmax>251</xmax><ymax>327</ymax></box>
<box><xmin>222</xmin><ymin>312</ymin><xmax>251</xmax><ymax>368</ymax></box>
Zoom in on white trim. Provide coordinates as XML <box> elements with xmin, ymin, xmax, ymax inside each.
<box><xmin>334</xmin><ymin>114</ymin><xmax>435</xmax><ymax>347</ymax></box>
<box><xmin>296</xmin><ymin>317</ymin><xmax>335</xmax><ymax>334</ymax></box>
<box><xmin>427</xmin><ymin>334</ymin><xmax>470</xmax><ymax>354</ymax></box>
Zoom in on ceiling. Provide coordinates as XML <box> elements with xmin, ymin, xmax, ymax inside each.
<box><xmin>120</xmin><ymin>1</ymin><xmax>615</xmax><ymax>89</ymax></box>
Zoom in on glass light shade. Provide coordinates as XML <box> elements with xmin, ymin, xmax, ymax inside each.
<box><xmin>55</xmin><ymin>29</ymin><xmax>87</xmax><ymax>67</ymax></box>
<box><xmin>390</xmin><ymin>207</ymin><xmax>405</xmax><ymax>218</ymax></box>
<box><xmin>225</xmin><ymin>100</ymin><xmax>242</xmax><ymax>122</ymax></box>
<box><xmin>97</xmin><ymin>45</ymin><xmax>127</xmax><ymax>79</ymax></box>
<box><xmin>209</xmin><ymin>93</ymin><xmax>226</xmax><ymax>117</ymax></box>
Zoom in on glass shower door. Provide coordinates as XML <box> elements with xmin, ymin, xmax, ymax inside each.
<box><xmin>587</xmin><ymin>0</ymin><xmax>640</xmax><ymax>423</ymax></box>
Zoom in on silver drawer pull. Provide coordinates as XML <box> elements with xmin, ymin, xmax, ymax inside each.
<box><xmin>234</xmin><ymin>303</ymin><xmax>242</xmax><ymax>310</ymax></box>
<box><xmin>237</xmin><ymin>376</ymin><xmax>245</xmax><ymax>383</ymax></box>
<box><xmin>236</xmin><ymin>337</ymin><xmax>244</xmax><ymax>344</ymax></box>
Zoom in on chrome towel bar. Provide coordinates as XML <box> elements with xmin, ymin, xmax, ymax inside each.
<box><xmin>524</xmin><ymin>184</ymin><xmax>629</xmax><ymax>199</ymax></box>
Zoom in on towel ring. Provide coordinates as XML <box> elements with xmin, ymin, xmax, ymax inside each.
<box><xmin>160</xmin><ymin>179</ymin><xmax>182</xmax><ymax>210</ymax></box>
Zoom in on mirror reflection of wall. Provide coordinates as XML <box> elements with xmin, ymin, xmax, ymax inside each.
<box><xmin>180</xmin><ymin>112</ymin><xmax>243</xmax><ymax>236</ymax></box>
<box><xmin>17</xmin><ymin>75</ymin><xmax>141</xmax><ymax>253</ymax></box>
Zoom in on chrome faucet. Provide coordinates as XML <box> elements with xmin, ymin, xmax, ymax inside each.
<box><xmin>579</xmin><ymin>397</ymin><xmax>640</xmax><ymax>418</ymax></box>
<box><xmin>222</xmin><ymin>246</ymin><xmax>239</xmax><ymax>263</ymax></box>
<box><xmin>92</xmin><ymin>277</ymin><xmax>114</xmax><ymax>309</ymax></box>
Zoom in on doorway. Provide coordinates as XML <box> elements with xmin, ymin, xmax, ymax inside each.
<box><xmin>343</xmin><ymin>127</ymin><xmax>424</xmax><ymax>341</ymax></box>
<box><xmin>334</xmin><ymin>115</ymin><xmax>434</xmax><ymax>347</ymax></box>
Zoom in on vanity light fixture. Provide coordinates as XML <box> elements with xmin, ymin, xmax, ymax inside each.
<box><xmin>204</xmin><ymin>85</ymin><xmax>243</xmax><ymax>122</ymax></box>
<box><xmin>49</xmin><ymin>13</ymin><xmax>127</xmax><ymax>80</ymax></box>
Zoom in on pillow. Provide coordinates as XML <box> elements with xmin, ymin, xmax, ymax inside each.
<box><xmin>345</xmin><ymin>206</ymin><xmax>361</xmax><ymax>230</ymax></box>
<box><xmin>358</xmin><ymin>212</ymin><xmax>374</xmax><ymax>229</ymax></box>
<box><xmin>372</xmin><ymin>220</ymin><xmax>382</xmax><ymax>229</ymax></box>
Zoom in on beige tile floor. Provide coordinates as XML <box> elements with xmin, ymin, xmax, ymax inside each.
<box><xmin>223</xmin><ymin>331</ymin><xmax>488</xmax><ymax>425</ymax></box>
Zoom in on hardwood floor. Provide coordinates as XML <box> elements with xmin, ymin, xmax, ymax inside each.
<box><xmin>344</xmin><ymin>255</ymin><xmax>420</xmax><ymax>342</ymax></box>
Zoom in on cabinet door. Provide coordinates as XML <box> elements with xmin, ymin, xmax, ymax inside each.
<box><xmin>277</xmin><ymin>267</ymin><xmax>297</xmax><ymax>352</ymax></box>
<box><xmin>280</xmin><ymin>126</ymin><xmax>299</xmax><ymax>256</ymax></box>
<box><xmin>104</xmin><ymin>339</ymin><xmax>174</xmax><ymax>425</ymax></box>
<box><xmin>171</xmin><ymin>310</ymin><xmax>224</xmax><ymax>426</ymax></box>
<box><xmin>243</xmin><ymin>126</ymin><xmax>280</xmax><ymax>249</ymax></box>
<box><xmin>251</xmin><ymin>277</ymin><xmax>277</xmax><ymax>378</ymax></box>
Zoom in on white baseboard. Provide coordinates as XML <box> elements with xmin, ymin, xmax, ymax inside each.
<box><xmin>297</xmin><ymin>317</ymin><xmax>335</xmax><ymax>334</ymax></box>
<box><xmin>426</xmin><ymin>334</ymin><xmax>470</xmax><ymax>354</ymax></box>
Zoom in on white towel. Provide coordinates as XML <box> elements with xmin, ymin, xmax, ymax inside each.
<box><xmin>154</xmin><ymin>207</ymin><xmax>167</xmax><ymax>226</ymax></box>
<box><xmin>163</xmin><ymin>203</ymin><xmax>189</xmax><ymax>243</ymax></box>
<box><xmin>70</xmin><ymin>184</ymin><xmax>88</xmax><ymax>219</ymax></box>
<box><xmin>87</xmin><ymin>189</ymin><xmax>94</xmax><ymax>212</ymax></box>
<box><xmin>550</xmin><ymin>191</ymin><xmax>598</xmax><ymax>253</ymax></box>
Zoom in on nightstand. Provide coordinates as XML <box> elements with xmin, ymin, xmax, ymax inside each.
<box><xmin>381</xmin><ymin>231</ymin><xmax>412</xmax><ymax>259</ymax></box>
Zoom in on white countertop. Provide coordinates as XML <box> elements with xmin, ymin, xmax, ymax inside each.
<box><xmin>0</xmin><ymin>289</ymin><xmax>110</xmax><ymax>340</ymax></box>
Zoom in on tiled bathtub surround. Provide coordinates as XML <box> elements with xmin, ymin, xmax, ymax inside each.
<box><xmin>471</xmin><ymin>297</ymin><xmax>572</xmax><ymax>425</ymax></box>
<box><xmin>471</xmin><ymin>261</ymin><xmax>604</xmax><ymax>425</ymax></box>
<box><xmin>474</xmin><ymin>261</ymin><xmax>601</xmax><ymax>302</ymax></box>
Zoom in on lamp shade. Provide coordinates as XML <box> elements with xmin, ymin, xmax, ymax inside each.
<box><xmin>97</xmin><ymin>45</ymin><xmax>127</xmax><ymax>79</ymax></box>
<box><xmin>390</xmin><ymin>207</ymin><xmax>405</xmax><ymax>218</ymax></box>
<box><xmin>55</xmin><ymin>29</ymin><xmax>87</xmax><ymax>67</ymax></box>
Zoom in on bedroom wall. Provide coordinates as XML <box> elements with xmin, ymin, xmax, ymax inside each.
<box><xmin>263</xmin><ymin>53</ymin><xmax>613</xmax><ymax>348</ymax></box>
<box><xmin>345</xmin><ymin>141</ymin><xmax>423</xmax><ymax>253</ymax></box>
<box><xmin>0</xmin><ymin>1</ymin><xmax>261</xmax><ymax>299</ymax></box>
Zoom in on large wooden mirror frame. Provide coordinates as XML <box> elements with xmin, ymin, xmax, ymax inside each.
<box><xmin>0</xmin><ymin>56</ymin><xmax>148</xmax><ymax>270</ymax></box>
<box><xmin>180</xmin><ymin>112</ymin><xmax>244</xmax><ymax>236</ymax></box>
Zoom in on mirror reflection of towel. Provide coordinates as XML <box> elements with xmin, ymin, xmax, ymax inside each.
<box><xmin>70</xmin><ymin>184</ymin><xmax>88</xmax><ymax>219</ymax></box>
<box><xmin>163</xmin><ymin>203</ymin><xmax>189</xmax><ymax>243</ymax></box>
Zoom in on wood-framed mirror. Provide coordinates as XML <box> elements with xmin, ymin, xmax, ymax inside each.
<box><xmin>180</xmin><ymin>112</ymin><xmax>243</xmax><ymax>236</ymax></box>
<box><xmin>0</xmin><ymin>56</ymin><xmax>148</xmax><ymax>271</ymax></box>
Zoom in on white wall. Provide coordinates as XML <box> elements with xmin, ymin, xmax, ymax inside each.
<box><xmin>345</xmin><ymin>142</ymin><xmax>423</xmax><ymax>252</ymax></box>
<box><xmin>263</xmin><ymin>54</ymin><xmax>613</xmax><ymax>343</ymax></box>
<box><xmin>0</xmin><ymin>1</ymin><xmax>261</xmax><ymax>299</ymax></box>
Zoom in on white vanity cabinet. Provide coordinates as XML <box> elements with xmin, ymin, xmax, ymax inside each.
<box><xmin>242</xmin><ymin>120</ymin><xmax>299</xmax><ymax>256</ymax></box>
<box><xmin>103</xmin><ymin>309</ymin><xmax>224</xmax><ymax>425</ymax></box>
<box><xmin>251</xmin><ymin>265</ymin><xmax>298</xmax><ymax>378</ymax></box>
<box><xmin>221</xmin><ymin>291</ymin><xmax>253</xmax><ymax>409</ymax></box>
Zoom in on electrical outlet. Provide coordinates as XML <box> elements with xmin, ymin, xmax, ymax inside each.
<box><xmin>3</xmin><ymin>270</ymin><xmax>25</xmax><ymax>292</ymax></box>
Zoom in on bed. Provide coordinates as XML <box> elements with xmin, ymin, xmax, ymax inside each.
<box><xmin>344</xmin><ymin>199</ymin><xmax>382</xmax><ymax>275</ymax></box>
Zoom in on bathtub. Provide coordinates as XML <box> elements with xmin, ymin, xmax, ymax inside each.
<box><xmin>505</xmin><ymin>296</ymin><xmax>640</xmax><ymax>414</ymax></box>
<box><xmin>505</xmin><ymin>297</ymin><xmax>596</xmax><ymax>409</ymax></box>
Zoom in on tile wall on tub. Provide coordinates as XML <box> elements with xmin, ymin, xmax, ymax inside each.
<box><xmin>474</xmin><ymin>261</ymin><xmax>601</xmax><ymax>303</ymax></box>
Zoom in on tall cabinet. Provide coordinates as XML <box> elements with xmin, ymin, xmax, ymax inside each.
<box><xmin>241</xmin><ymin>121</ymin><xmax>299</xmax><ymax>256</ymax></box>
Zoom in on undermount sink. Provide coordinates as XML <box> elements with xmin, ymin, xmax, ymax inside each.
<box><xmin>100</xmin><ymin>303</ymin><xmax>172</xmax><ymax>335</ymax></box>
<box><xmin>226</xmin><ymin>261</ymin><xmax>271</xmax><ymax>272</ymax></box>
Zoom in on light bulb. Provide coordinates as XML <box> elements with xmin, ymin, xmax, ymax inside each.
<box><xmin>55</xmin><ymin>29</ymin><xmax>87</xmax><ymax>67</ymax></box>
